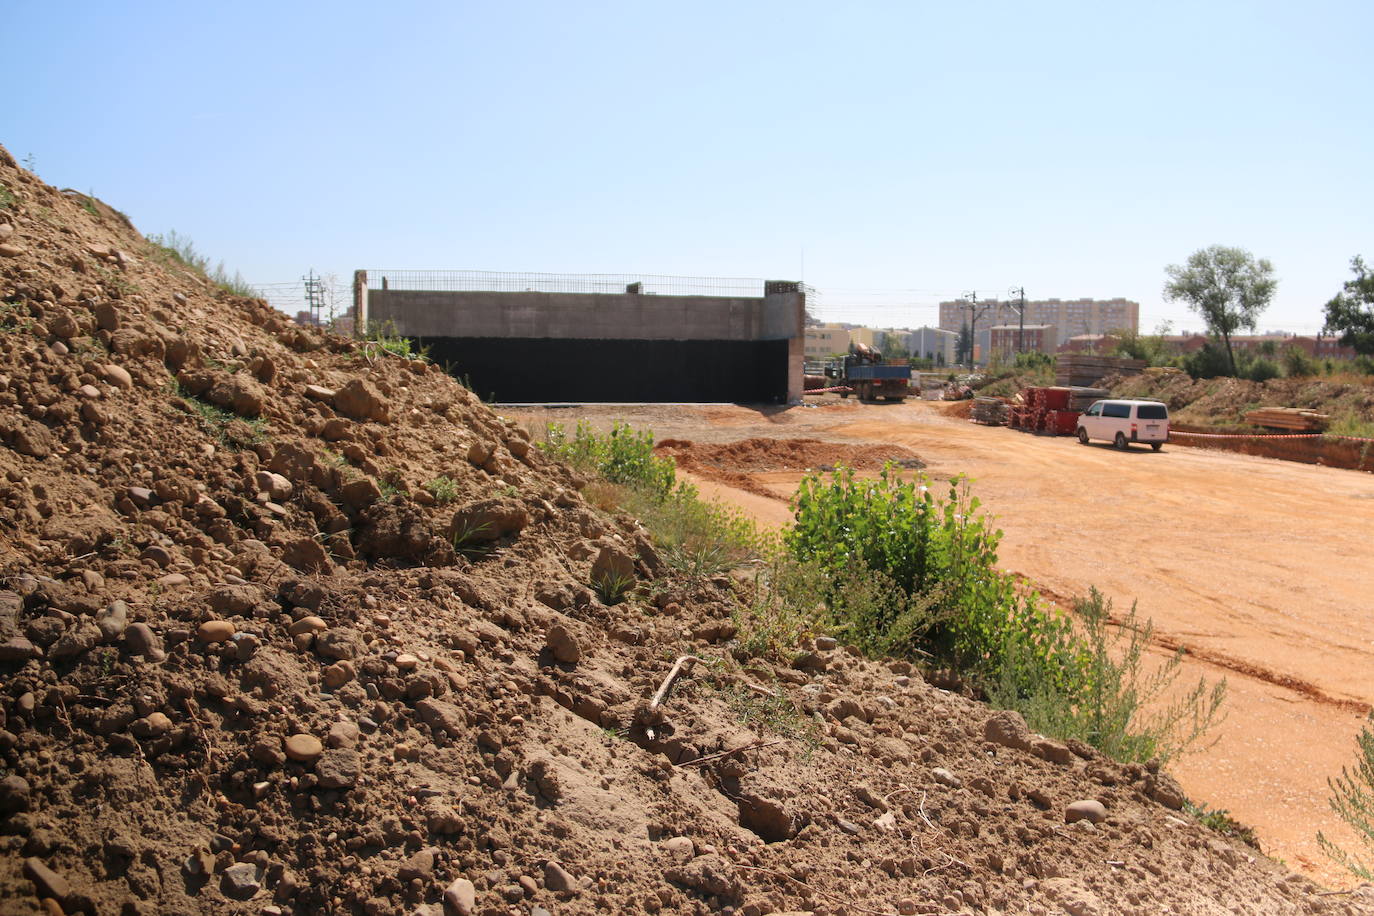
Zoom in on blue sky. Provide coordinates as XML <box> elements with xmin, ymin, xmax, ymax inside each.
<box><xmin>8</xmin><ymin>1</ymin><xmax>1371</xmax><ymax>334</ymax></box>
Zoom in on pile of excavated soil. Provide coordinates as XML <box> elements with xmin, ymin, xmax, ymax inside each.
<box><xmin>1</xmin><ymin>145</ymin><xmax>1373</xmax><ymax>915</ymax></box>
<box><xmin>656</xmin><ymin>438</ymin><xmax>924</xmax><ymax>500</ymax></box>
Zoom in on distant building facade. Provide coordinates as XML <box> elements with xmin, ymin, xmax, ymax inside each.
<box><xmin>989</xmin><ymin>324</ymin><xmax>1056</xmax><ymax>359</ymax></box>
<box><xmin>804</xmin><ymin>324</ymin><xmax>852</xmax><ymax>358</ymax></box>
<box><xmin>938</xmin><ymin>297</ymin><xmax>1139</xmax><ymax>350</ymax></box>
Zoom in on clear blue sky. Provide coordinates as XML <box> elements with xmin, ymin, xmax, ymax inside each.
<box><xmin>9</xmin><ymin>1</ymin><xmax>1372</xmax><ymax>334</ymax></box>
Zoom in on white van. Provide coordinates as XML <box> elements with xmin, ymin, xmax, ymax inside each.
<box><xmin>1076</xmin><ymin>399</ymin><xmax>1170</xmax><ymax>451</ymax></box>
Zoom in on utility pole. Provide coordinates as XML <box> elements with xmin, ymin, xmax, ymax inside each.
<box><xmin>963</xmin><ymin>291</ymin><xmax>993</xmax><ymax>368</ymax></box>
<box><xmin>304</xmin><ymin>270</ymin><xmax>327</xmax><ymax>327</ymax></box>
<box><xmin>1008</xmin><ymin>286</ymin><xmax>1026</xmax><ymax>355</ymax></box>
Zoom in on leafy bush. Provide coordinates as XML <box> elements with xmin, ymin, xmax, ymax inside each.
<box><xmin>424</xmin><ymin>475</ymin><xmax>459</xmax><ymax>505</ymax></box>
<box><xmin>361</xmin><ymin>320</ymin><xmax>429</xmax><ymax>362</ymax></box>
<box><xmin>1241</xmin><ymin>356</ymin><xmax>1281</xmax><ymax>383</ymax></box>
<box><xmin>1318</xmin><ymin>714</ymin><xmax>1374</xmax><ymax>881</ymax></box>
<box><xmin>1282</xmin><ymin>346</ymin><xmax>1319</xmax><ymax>378</ymax></box>
<box><xmin>540</xmin><ymin>421</ymin><xmax>760</xmax><ymax>578</ymax></box>
<box><xmin>1182</xmin><ymin>342</ymin><xmax>1234</xmax><ymax>379</ymax></box>
<box><xmin>540</xmin><ymin>420</ymin><xmax>675</xmax><ymax>498</ymax></box>
<box><xmin>786</xmin><ymin>465</ymin><xmax>1225</xmax><ymax>761</ymax></box>
<box><xmin>990</xmin><ymin>588</ymin><xmax>1226</xmax><ymax>764</ymax></box>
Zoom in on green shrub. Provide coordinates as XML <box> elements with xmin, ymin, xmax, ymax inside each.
<box><xmin>361</xmin><ymin>320</ymin><xmax>429</xmax><ymax>362</ymax></box>
<box><xmin>424</xmin><ymin>475</ymin><xmax>459</xmax><ymax>505</ymax></box>
<box><xmin>786</xmin><ymin>465</ymin><xmax>1225</xmax><ymax>761</ymax></box>
<box><xmin>540</xmin><ymin>421</ymin><xmax>761</xmax><ymax>579</ymax></box>
<box><xmin>146</xmin><ymin>230</ymin><xmax>257</xmax><ymax>297</ymax></box>
<box><xmin>1318</xmin><ymin>714</ymin><xmax>1374</xmax><ymax>881</ymax></box>
<box><xmin>990</xmin><ymin>588</ymin><xmax>1226</xmax><ymax>764</ymax></box>
<box><xmin>1242</xmin><ymin>356</ymin><xmax>1281</xmax><ymax>382</ymax></box>
<box><xmin>1282</xmin><ymin>346</ymin><xmax>1319</xmax><ymax>378</ymax></box>
<box><xmin>540</xmin><ymin>420</ymin><xmax>674</xmax><ymax>498</ymax></box>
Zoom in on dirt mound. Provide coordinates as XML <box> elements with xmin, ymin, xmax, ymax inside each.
<box><xmin>1</xmin><ymin>146</ymin><xmax>1371</xmax><ymax>915</ymax></box>
<box><xmin>657</xmin><ymin>438</ymin><xmax>924</xmax><ymax>500</ymax></box>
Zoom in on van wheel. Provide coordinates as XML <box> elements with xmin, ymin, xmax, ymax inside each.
<box><xmin>1151</xmin><ymin>442</ymin><xmax>1163</xmax><ymax>452</ymax></box>
<box><xmin>1114</xmin><ymin>432</ymin><xmax>1128</xmax><ymax>450</ymax></box>
<box><xmin>1077</xmin><ymin>428</ymin><xmax>1089</xmax><ymax>445</ymax></box>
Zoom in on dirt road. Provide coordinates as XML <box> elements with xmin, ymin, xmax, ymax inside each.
<box><xmin>509</xmin><ymin>398</ymin><xmax>1374</xmax><ymax>885</ymax></box>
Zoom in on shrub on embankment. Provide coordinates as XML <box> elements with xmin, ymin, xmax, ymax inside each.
<box><xmin>782</xmin><ymin>465</ymin><xmax>1226</xmax><ymax>763</ymax></box>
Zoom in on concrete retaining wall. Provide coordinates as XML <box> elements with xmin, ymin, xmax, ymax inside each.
<box><xmin>357</xmin><ymin>275</ymin><xmax>805</xmax><ymax>403</ymax></box>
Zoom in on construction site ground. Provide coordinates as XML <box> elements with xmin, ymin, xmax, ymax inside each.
<box><xmin>506</xmin><ymin>396</ymin><xmax>1374</xmax><ymax>888</ymax></box>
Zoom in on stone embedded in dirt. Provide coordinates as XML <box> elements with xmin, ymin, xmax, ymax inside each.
<box><xmin>322</xmin><ymin>660</ymin><xmax>355</xmax><ymax>689</ymax></box>
<box><xmin>281</xmin><ymin>537</ymin><xmax>332</xmax><ymax>573</ymax></box>
<box><xmin>449</xmin><ymin>499</ymin><xmax>530</xmax><ymax>544</ymax></box>
<box><xmin>156</xmin><ymin>572</ymin><xmax>190</xmax><ymax>590</ymax></box>
<box><xmin>814</xmin><ymin>635</ymin><xmax>838</xmax><ymax>651</ymax></box>
<box><xmin>395</xmin><ymin>652</ymin><xmax>419</xmax><ymax>670</ymax></box>
<box><xmin>208</xmin><ymin>585</ymin><xmax>259</xmax><ymax>615</ymax></box>
<box><xmin>255</xmin><ymin>471</ymin><xmax>293</xmax><ymax>501</ymax></box>
<box><xmin>0</xmin><ymin>774</ymin><xmax>30</xmax><ymax>813</ymax></box>
<box><xmin>659</xmin><ymin>836</ymin><xmax>695</xmax><ymax>864</ymax></box>
<box><xmin>316</xmin><ymin>747</ymin><xmax>360</xmax><ymax>788</ymax></box>
<box><xmin>287</xmin><ymin>616</ymin><xmax>328</xmax><ymax>636</ymax></box>
<box><xmin>1033</xmin><ymin>737</ymin><xmax>1075</xmax><ymax>765</ymax></box>
<box><xmin>542</xmin><ymin>860</ymin><xmax>577</xmax><ymax>893</ymax></box>
<box><xmin>544</xmin><ymin>623</ymin><xmax>581</xmax><ymax>664</ymax></box>
<box><xmin>736</xmin><ymin>792</ymin><xmax>798</xmax><ymax>842</ymax></box>
<box><xmin>22</xmin><ymin>857</ymin><xmax>70</xmax><ymax>902</ymax></box>
<box><xmin>443</xmin><ymin>877</ymin><xmax>476</xmax><ymax>915</ymax></box>
<box><xmin>0</xmin><ymin>636</ymin><xmax>37</xmax><ymax>663</ymax></box>
<box><xmin>333</xmin><ymin>378</ymin><xmax>389</xmax><ymax>423</ymax></box>
<box><xmin>196</xmin><ymin>619</ymin><xmax>235</xmax><ymax>643</ymax></box>
<box><xmin>337</xmin><ymin>477</ymin><xmax>382</xmax><ymax>509</ymax></box>
<box><xmin>1065</xmin><ymin>799</ymin><xmax>1107</xmax><ymax>824</ymax></box>
<box><xmin>124</xmin><ymin>622</ymin><xmax>164</xmax><ymax>661</ymax></box>
<box><xmin>131</xmin><ymin>712</ymin><xmax>172</xmax><ymax>739</ymax></box>
<box><xmin>284</xmin><ymin>733</ymin><xmax>324</xmax><ymax>763</ymax></box>
<box><xmin>96</xmin><ymin>600</ymin><xmax>128</xmax><ymax>641</ymax></box>
<box><xmin>326</xmin><ymin>720</ymin><xmax>359</xmax><ymax>748</ymax></box>
<box><xmin>315</xmin><ymin>627</ymin><xmax>361</xmax><ymax>660</ymax></box>
<box><xmin>664</xmin><ymin>854</ymin><xmax>739</xmax><ymax>898</ymax></box>
<box><xmin>49</xmin><ymin>622</ymin><xmax>102</xmax><ymax>661</ymax></box>
<box><xmin>1145</xmin><ymin>772</ymin><xmax>1187</xmax><ymax>810</ymax></box>
<box><xmin>304</xmin><ymin>384</ymin><xmax>335</xmax><ymax>401</ymax></box>
<box><xmin>221</xmin><ymin>862</ymin><xmax>261</xmax><ymax>899</ymax></box>
<box><xmin>983</xmin><ymin>709</ymin><xmax>1033</xmax><ymax>751</ymax></box>
<box><xmin>932</xmin><ymin>767</ymin><xmax>962</xmax><ymax>789</ymax></box>
<box><xmin>415</xmin><ymin>698</ymin><xmax>466</xmax><ymax>738</ymax></box>
<box><xmin>397</xmin><ymin>847</ymin><xmax>436</xmax><ymax>882</ymax></box>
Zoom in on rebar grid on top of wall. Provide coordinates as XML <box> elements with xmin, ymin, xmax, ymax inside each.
<box><xmin>361</xmin><ymin>269</ymin><xmax>780</xmax><ymax>298</ymax></box>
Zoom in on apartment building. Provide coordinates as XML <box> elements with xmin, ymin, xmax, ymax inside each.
<box><xmin>938</xmin><ymin>297</ymin><xmax>1139</xmax><ymax>349</ymax></box>
<box><xmin>803</xmin><ymin>324</ymin><xmax>852</xmax><ymax>358</ymax></box>
<box><xmin>905</xmin><ymin>326</ymin><xmax>957</xmax><ymax>365</ymax></box>
<box><xmin>989</xmin><ymin>324</ymin><xmax>1056</xmax><ymax>359</ymax></box>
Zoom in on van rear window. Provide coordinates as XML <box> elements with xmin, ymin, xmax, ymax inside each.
<box><xmin>1102</xmin><ymin>402</ymin><xmax>1131</xmax><ymax>418</ymax></box>
<box><xmin>1137</xmin><ymin>404</ymin><xmax>1168</xmax><ymax>420</ymax></box>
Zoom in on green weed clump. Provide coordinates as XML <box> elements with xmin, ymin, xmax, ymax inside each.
<box><xmin>539</xmin><ymin>421</ymin><xmax>761</xmax><ymax>578</ymax></box>
<box><xmin>1319</xmin><ymin>714</ymin><xmax>1374</xmax><ymax>881</ymax></box>
<box><xmin>361</xmin><ymin>320</ymin><xmax>429</xmax><ymax>362</ymax></box>
<box><xmin>786</xmin><ymin>464</ymin><xmax>1225</xmax><ymax>763</ymax></box>
<box><xmin>424</xmin><ymin>475</ymin><xmax>459</xmax><ymax>505</ymax></box>
<box><xmin>145</xmin><ymin>230</ymin><xmax>257</xmax><ymax>297</ymax></box>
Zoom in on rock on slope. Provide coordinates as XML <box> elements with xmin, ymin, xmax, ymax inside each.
<box><xmin>0</xmin><ymin>145</ymin><xmax>1371</xmax><ymax>915</ymax></box>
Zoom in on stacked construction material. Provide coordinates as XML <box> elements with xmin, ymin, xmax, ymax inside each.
<box><xmin>1067</xmin><ymin>387</ymin><xmax>1110</xmax><ymax>412</ymax></box>
<box><xmin>1244</xmin><ymin>407</ymin><xmax>1330</xmax><ymax>431</ymax></box>
<box><xmin>1056</xmin><ymin>355</ymin><xmax>1146</xmax><ymax>387</ymax></box>
<box><xmin>972</xmin><ymin>397</ymin><xmax>1010</xmax><ymax>425</ymax></box>
<box><xmin>1006</xmin><ymin>386</ymin><xmax>1081</xmax><ymax>434</ymax></box>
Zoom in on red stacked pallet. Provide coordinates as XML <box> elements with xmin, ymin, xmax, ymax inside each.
<box><xmin>1047</xmin><ymin>409</ymin><xmax>1080</xmax><ymax>435</ymax></box>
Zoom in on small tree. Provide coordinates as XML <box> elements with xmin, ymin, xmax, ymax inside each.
<box><xmin>1163</xmin><ymin>246</ymin><xmax>1277</xmax><ymax>376</ymax></box>
<box><xmin>1323</xmin><ymin>256</ymin><xmax>1374</xmax><ymax>356</ymax></box>
<box><xmin>881</xmin><ymin>333</ymin><xmax>909</xmax><ymax>362</ymax></box>
<box><xmin>1317</xmin><ymin>714</ymin><xmax>1374</xmax><ymax>881</ymax></box>
<box><xmin>955</xmin><ymin>322</ymin><xmax>972</xmax><ymax>366</ymax></box>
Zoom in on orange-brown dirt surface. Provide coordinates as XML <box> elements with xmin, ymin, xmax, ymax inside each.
<box><xmin>2</xmin><ymin>145</ymin><xmax>1373</xmax><ymax>915</ymax></box>
<box><xmin>507</xmin><ymin>397</ymin><xmax>1374</xmax><ymax>896</ymax></box>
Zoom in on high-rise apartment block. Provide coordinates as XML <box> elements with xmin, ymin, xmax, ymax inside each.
<box><xmin>938</xmin><ymin>297</ymin><xmax>1139</xmax><ymax>349</ymax></box>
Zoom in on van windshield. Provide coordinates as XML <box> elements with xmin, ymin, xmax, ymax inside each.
<box><xmin>1137</xmin><ymin>404</ymin><xmax>1168</xmax><ymax>420</ymax></box>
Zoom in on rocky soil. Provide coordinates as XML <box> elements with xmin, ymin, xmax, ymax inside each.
<box><xmin>0</xmin><ymin>145</ymin><xmax>1372</xmax><ymax>915</ymax></box>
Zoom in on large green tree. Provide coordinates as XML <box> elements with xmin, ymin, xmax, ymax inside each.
<box><xmin>1323</xmin><ymin>256</ymin><xmax>1374</xmax><ymax>356</ymax></box>
<box><xmin>1163</xmin><ymin>245</ymin><xmax>1277</xmax><ymax>376</ymax></box>
<box><xmin>955</xmin><ymin>322</ymin><xmax>972</xmax><ymax>366</ymax></box>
